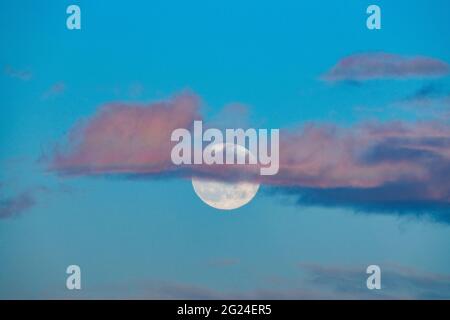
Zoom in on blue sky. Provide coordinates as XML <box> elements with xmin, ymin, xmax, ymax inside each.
<box><xmin>1</xmin><ymin>0</ymin><xmax>450</xmax><ymax>299</ymax></box>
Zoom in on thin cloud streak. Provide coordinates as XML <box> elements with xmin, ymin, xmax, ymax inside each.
<box><xmin>4</xmin><ymin>65</ymin><xmax>33</xmax><ymax>81</ymax></box>
<box><xmin>42</xmin><ymin>82</ymin><xmax>66</xmax><ymax>100</ymax></box>
<box><xmin>298</xmin><ymin>262</ymin><xmax>450</xmax><ymax>299</ymax></box>
<box><xmin>322</xmin><ymin>53</ymin><xmax>450</xmax><ymax>82</ymax></box>
<box><xmin>40</xmin><ymin>263</ymin><xmax>450</xmax><ymax>299</ymax></box>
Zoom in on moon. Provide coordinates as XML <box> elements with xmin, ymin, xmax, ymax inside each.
<box><xmin>192</xmin><ymin>144</ymin><xmax>260</xmax><ymax>210</ymax></box>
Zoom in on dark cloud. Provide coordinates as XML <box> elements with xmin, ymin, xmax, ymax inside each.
<box><xmin>406</xmin><ymin>83</ymin><xmax>444</xmax><ymax>101</ymax></box>
<box><xmin>0</xmin><ymin>184</ymin><xmax>71</xmax><ymax>219</ymax></box>
<box><xmin>397</xmin><ymin>83</ymin><xmax>450</xmax><ymax>110</ymax></box>
<box><xmin>0</xmin><ymin>190</ymin><xmax>36</xmax><ymax>219</ymax></box>
<box><xmin>273</xmin><ymin>182</ymin><xmax>450</xmax><ymax>224</ymax></box>
<box><xmin>269</xmin><ymin>122</ymin><xmax>450</xmax><ymax>223</ymax></box>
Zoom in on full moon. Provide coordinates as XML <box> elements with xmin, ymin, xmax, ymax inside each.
<box><xmin>192</xmin><ymin>144</ymin><xmax>260</xmax><ymax>210</ymax></box>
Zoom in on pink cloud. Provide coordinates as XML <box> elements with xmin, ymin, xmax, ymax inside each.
<box><xmin>270</xmin><ymin>121</ymin><xmax>450</xmax><ymax>191</ymax></box>
<box><xmin>322</xmin><ymin>53</ymin><xmax>450</xmax><ymax>82</ymax></box>
<box><xmin>266</xmin><ymin>121</ymin><xmax>450</xmax><ymax>222</ymax></box>
<box><xmin>50</xmin><ymin>95</ymin><xmax>450</xmax><ymax>195</ymax></box>
<box><xmin>49</xmin><ymin>93</ymin><xmax>450</xmax><ymax>220</ymax></box>
<box><xmin>50</xmin><ymin>92</ymin><xmax>201</xmax><ymax>175</ymax></box>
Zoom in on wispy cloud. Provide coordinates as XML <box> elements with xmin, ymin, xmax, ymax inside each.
<box><xmin>44</xmin><ymin>263</ymin><xmax>450</xmax><ymax>299</ymax></box>
<box><xmin>397</xmin><ymin>83</ymin><xmax>450</xmax><ymax>109</ymax></box>
<box><xmin>298</xmin><ymin>262</ymin><xmax>450</xmax><ymax>299</ymax></box>
<box><xmin>128</xmin><ymin>82</ymin><xmax>144</xmax><ymax>98</ymax></box>
<box><xmin>0</xmin><ymin>190</ymin><xmax>37</xmax><ymax>219</ymax></box>
<box><xmin>405</xmin><ymin>83</ymin><xmax>444</xmax><ymax>101</ymax></box>
<box><xmin>322</xmin><ymin>53</ymin><xmax>450</xmax><ymax>82</ymax></box>
<box><xmin>42</xmin><ymin>82</ymin><xmax>66</xmax><ymax>100</ymax></box>
<box><xmin>4</xmin><ymin>65</ymin><xmax>32</xmax><ymax>81</ymax></box>
<box><xmin>0</xmin><ymin>183</ymin><xmax>72</xmax><ymax>219</ymax></box>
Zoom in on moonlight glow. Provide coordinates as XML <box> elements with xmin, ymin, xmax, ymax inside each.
<box><xmin>191</xmin><ymin>144</ymin><xmax>260</xmax><ymax>210</ymax></box>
